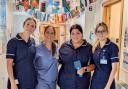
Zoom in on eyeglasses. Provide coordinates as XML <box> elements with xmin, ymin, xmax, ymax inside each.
<box><xmin>45</xmin><ymin>31</ymin><xmax>55</xmax><ymax>35</ymax></box>
<box><xmin>96</xmin><ymin>30</ymin><xmax>107</xmax><ymax>34</ymax></box>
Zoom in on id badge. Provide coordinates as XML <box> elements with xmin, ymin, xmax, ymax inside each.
<box><xmin>74</xmin><ymin>60</ymin><xmax>81</xmax><ymax>70</ymax></box>
<box><xmin>100</xmin><ymin>58</ymin><xmax>107</xmax><ymax>64</ymax></box>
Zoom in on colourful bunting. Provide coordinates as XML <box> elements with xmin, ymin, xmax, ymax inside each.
<box><xmin>80</xmin><ymin>0</ymin><xmax>85</xmax><ymax>12</ymax></box>
<box><xmin>32</xmin><ymin>0</ymin><xmax>39</xmax><ymax>8</ymax></box>
<box><xmin>16</xmin><ymin>0</ymin><xmax>85</xmax><ymax>23</ymax></box>
<box><xmin>62</xmin><ymin>0</ymin><xmax>70</xmax><ymax>13</ymax></box>
<box><xmin>40</xmin><ymin>3</ymin><xmax>46</xmax><ymax>12</ymax></box>
<box><xmin>29</xmin><ymin>7</ymin><xmax>35</xmax><ymax>15</ymax></box>
<box><xmin>23</xmin><ymin>0</ymin><xmax>29</xmax><ymax>11</ymax></box>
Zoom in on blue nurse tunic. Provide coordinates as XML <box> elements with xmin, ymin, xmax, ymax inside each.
<box><xmin>34</xmin><ymin>42</ymin><xmax>58</xmax><ymax>89</ymax></box>
<box><xmin>90</xmin><ymin>39</ymin><xmax>119</xmax><ymax>89</ymax></box>
<box><xmin>58</xmin><ymin>40</ymin><xmax>94</xmax><ymax>89</ymax></box>
<box><xmin>6</xmin><ymin>34</ymin><xmax>37</xmax><ymax>89</ymax></box>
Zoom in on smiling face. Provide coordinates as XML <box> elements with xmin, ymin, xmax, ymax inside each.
<box><xmin>71</xmin><ymin>28</ymin><xmax>83</xmax><ymax>43</ymax></box>
<box><xmin>23</xmin><ymin>19</ymin><xmax>36</xmax><ymax>35</ymax></box>
<box><xmin>44</xmin><ymin>26</ymin><xmax>55</xmax><ymax>42</ymax></box>
<box><xmin>95</xmin><ymin>26</ymin><xmax>108</xmax><ymax>41</ymax></box>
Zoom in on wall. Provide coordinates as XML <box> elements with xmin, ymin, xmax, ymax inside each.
<box><xmin>65</xmin><ymin>11</ymin><xmax>86</xmax><ymax>41</ymax></box>
<box><xmin>119</xmin><ymin>0</ymin><xmax>128</xmax><ymax>85</ymax></box>
<box><xmin>85</xmin><ymin>0</ymin><xmax>103</xmax><ymax>44</ymax></box>
<box><xmin>0</xmin><ymin>0</ymin><xmax>7</xmax><ymax>89</ymax></box>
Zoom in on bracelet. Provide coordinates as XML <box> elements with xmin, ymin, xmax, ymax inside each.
<box><xmin>85</xmin><ymin>69</ymin><xmax>87</xmax><ymax>72</ymax></box>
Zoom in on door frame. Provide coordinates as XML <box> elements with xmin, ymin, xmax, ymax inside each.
<box><xmin>102</xmin><ymin>0</ymin><xmax>124</xmax><ymax>80</ymax></box>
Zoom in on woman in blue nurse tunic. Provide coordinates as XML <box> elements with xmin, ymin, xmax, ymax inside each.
<box><xmin>34</xmin><ymin>25</ymin><xmax>58</xmax><ymax>89</ymax></box>
<box><xmin>6</xmin><ymin>17</ymin><xmax>37</xmax><ymax>89</ymax></box>
<box><xmin>58</xmin><ymin>24</ymin><xmax>95</xmax><ymax>89</ymax></box>
<box><xmin>90</xmin><ymin>22</ymin><xmax>119</xmax><ymax>89</ymax></box>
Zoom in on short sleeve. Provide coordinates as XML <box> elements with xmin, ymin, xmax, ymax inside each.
<box><xmin>6</xmin><ymin>39</ymin><xmax>17</xmax><ymax>59</ymax></box>
<box><xmin>110</xmin><ymin>43</ymin><xmax>119</xmax><ymax>63</ymax></box>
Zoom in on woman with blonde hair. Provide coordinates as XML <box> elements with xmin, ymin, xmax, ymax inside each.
<box><xmin>90</xmin><ymin>22</ymin><xmax>119</xmax><ymax>89</ymax></box>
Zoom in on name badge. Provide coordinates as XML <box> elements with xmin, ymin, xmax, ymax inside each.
<box><xmin>100</xmin><ymin>57</ymin><xmax>107</xmax><ymax>64</ymax></box>
<box><xmin>74</xmin><ymin>60</ymin><xmax>81</xmax><ymax>70</ymax></box>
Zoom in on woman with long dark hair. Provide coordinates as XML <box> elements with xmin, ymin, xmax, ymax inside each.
<box><xmin>58</xmin><ymin>24</ymin><xmax>95</xmax><ymax>89</ymax></box>
<box><xmin>34</xmin><ymin>25</ymin><xmax>58</xmax><ymax>89</ymax></box>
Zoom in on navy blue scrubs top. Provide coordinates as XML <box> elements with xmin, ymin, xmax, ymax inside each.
<box><xmin>6</xmin><ymin>34</ymin><xmax>37</xmax><ymax>89</ymax></box>
<box><xmin>90</xmin><ymin>39</ymin><xmax>119</xmax><ymax>89</ymax></box>
<box><xmin>58</xmin><ymin>40</ymin><xmax>94</xmax><ymax>89</ymax></box>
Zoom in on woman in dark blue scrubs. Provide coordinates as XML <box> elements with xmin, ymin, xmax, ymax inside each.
<box><xmin>58</xmin><ymin>24</ymin><xmax>95</xmax><ymax>89</ymax></box>
<box><xmin>6</xmin><ymin>17</ymin><xmax>37</xmax><ymax>89</ymax></box>
<box><xmin>90</xmin><ymin>22</ymin><xmax>119</xmax><ymax>89</ymax></box>
<box><xmin>34</xmin><ymin>25</ymin><xmax>58</xmax><ymax>89</ymax></box>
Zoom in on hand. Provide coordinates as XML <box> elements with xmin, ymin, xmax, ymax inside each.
<box><xmin>77</xmin><ymin>67</ymin><xmax>85</xmax><ymax>75</ymax></box>
<box><xmin>104</xmin><ymin>85</ymin><xmax>110</xmax><ymax>89</ymax></box>
<box><xmin>11</xmin><ymin>80</ymin><xmax>18</xmax><ymax>89</ymax></box>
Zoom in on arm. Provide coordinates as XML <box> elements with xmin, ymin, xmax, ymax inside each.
<box><xmin>105</xmin><ymin>62</ymin><xmax>118</xmax><ymax>89</ymax></box>
<box><xmin>104</xmin><ymin>43</ymin><xmax>119</xmax><ymax>89</ymax></box>
<box><xmin>6</xmin><ymin>39</ymin><xmax>18</xmax><ymax>89</ymax></box>
<box><xmin>84</xmin><ymin>64</ymin><xmax>95</xmax><ymax>72</ymax></box>
<box><xmin>77</xmin><ymin>64</ymin><xmax>95</xmax><ymax>75</ymax></box>
<box><xmin>7</xmin><ymin>58</ymin><xmax>18</xmax><ymax>89</ymax></box>
<box><xmin>78</xmin><ymin>44</ymin><xmax>95</xmax><ymax>74</ymax></box>
<box><xmin>7</xmin><ymin>59</ymin><xmax>15</xmax><ymax>82</ymax></box>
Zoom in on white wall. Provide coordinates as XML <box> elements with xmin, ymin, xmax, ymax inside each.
<box><xmin>11</xmin><ymin>12</ymin><xmax>40</xmax><ymax>44</ymax></box>
<box><xmin>65</xmin><ymin>11</ymin><xmax>86</xmax><ymax>41</ymax></box>
<box><xmin>84</xmin><ymin>0</ymin><xmax>103</xmax><ymax>44</ymax></box>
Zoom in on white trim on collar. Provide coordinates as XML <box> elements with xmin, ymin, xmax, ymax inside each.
<box><xmin>82</xmin><ymin>44</ymin><xmax>87</xmax><ymax>46</ymax></box>
<box><xmin>15</xmin><ymin>37</ymin><xmax>23</xmax><ymax>40</ymax></box>
<box><xmin>67</xmin><ymin>41</ymin><xmax>87</xmax><ymax>47</ymax></box>
<box><xmin>105</xmin><ymin>42</ymin><xmax>111</xmax><ymax>46</ymax></box>
<box><xmin>67</xmin><ymin>41</ymin><xmax>72</xmax><ymax>45</ymax></box>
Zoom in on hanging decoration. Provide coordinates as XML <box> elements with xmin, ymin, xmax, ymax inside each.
<box><xmin>52</xmin><ymin>1</ymin><xmax>60</xmax><ymax>13</ymax></box>
<box><xmin>85</xmin><ymin>0</ymin><xmax>97</xmax><ymax>7</ymax></box>
<box><xmin>28</xmin><ymin>7</ymin><xmax>35</xmax><ymax>15</ymax></box>
<box><xmin>40</xmin><ymin>2</ymin><xmax>46</xmax><ymax>12</ymax></box>
<box><xmin>23</xmin><ymin>0</ymin><xmax>30</xmax><ymax>11</ymax></box>
<box><xmin>80</xmin><ymin>0</ymin><xmax>85</xmax><ymax>12</ymax></box>
<box><xmin>15</xmin><ymin>0</ymin><xmax>96</xmax><ymax>24</ymax></box>
<box><xmin>62</xmin><ymin>0</ymin><xmax>70</xmax><ymax>13</ymax></box>
<box><xmin>31</xmin><ymin>0</ymin><xmax>39</xmax><ymax>8</ymax></box>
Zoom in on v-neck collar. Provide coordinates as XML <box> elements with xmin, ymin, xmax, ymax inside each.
<box><xmin>16</xmin><ymin>33</ymin><xmax>31</xmax><ymax>45</ymax></box>
<box><xmin>66</xmin><ymin>39</ymin><xmax>88</xmax><ymax>49</ymax></box>
<box><xmin>97</xmin><ymin>38</ymin><xmax>111</xmax><ymax>49</ymax></box>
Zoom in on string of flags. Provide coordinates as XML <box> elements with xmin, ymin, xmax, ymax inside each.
<box><xmin>15</xmin><ymin>0</ymin><xmax>96</xmax><ymax>24</ymax></box>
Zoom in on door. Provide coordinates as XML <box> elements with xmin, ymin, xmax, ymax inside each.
<box><xmin>103</xmin><ymin>0</ymin><xmax>124</xmax><ymax>80</ymax></box>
